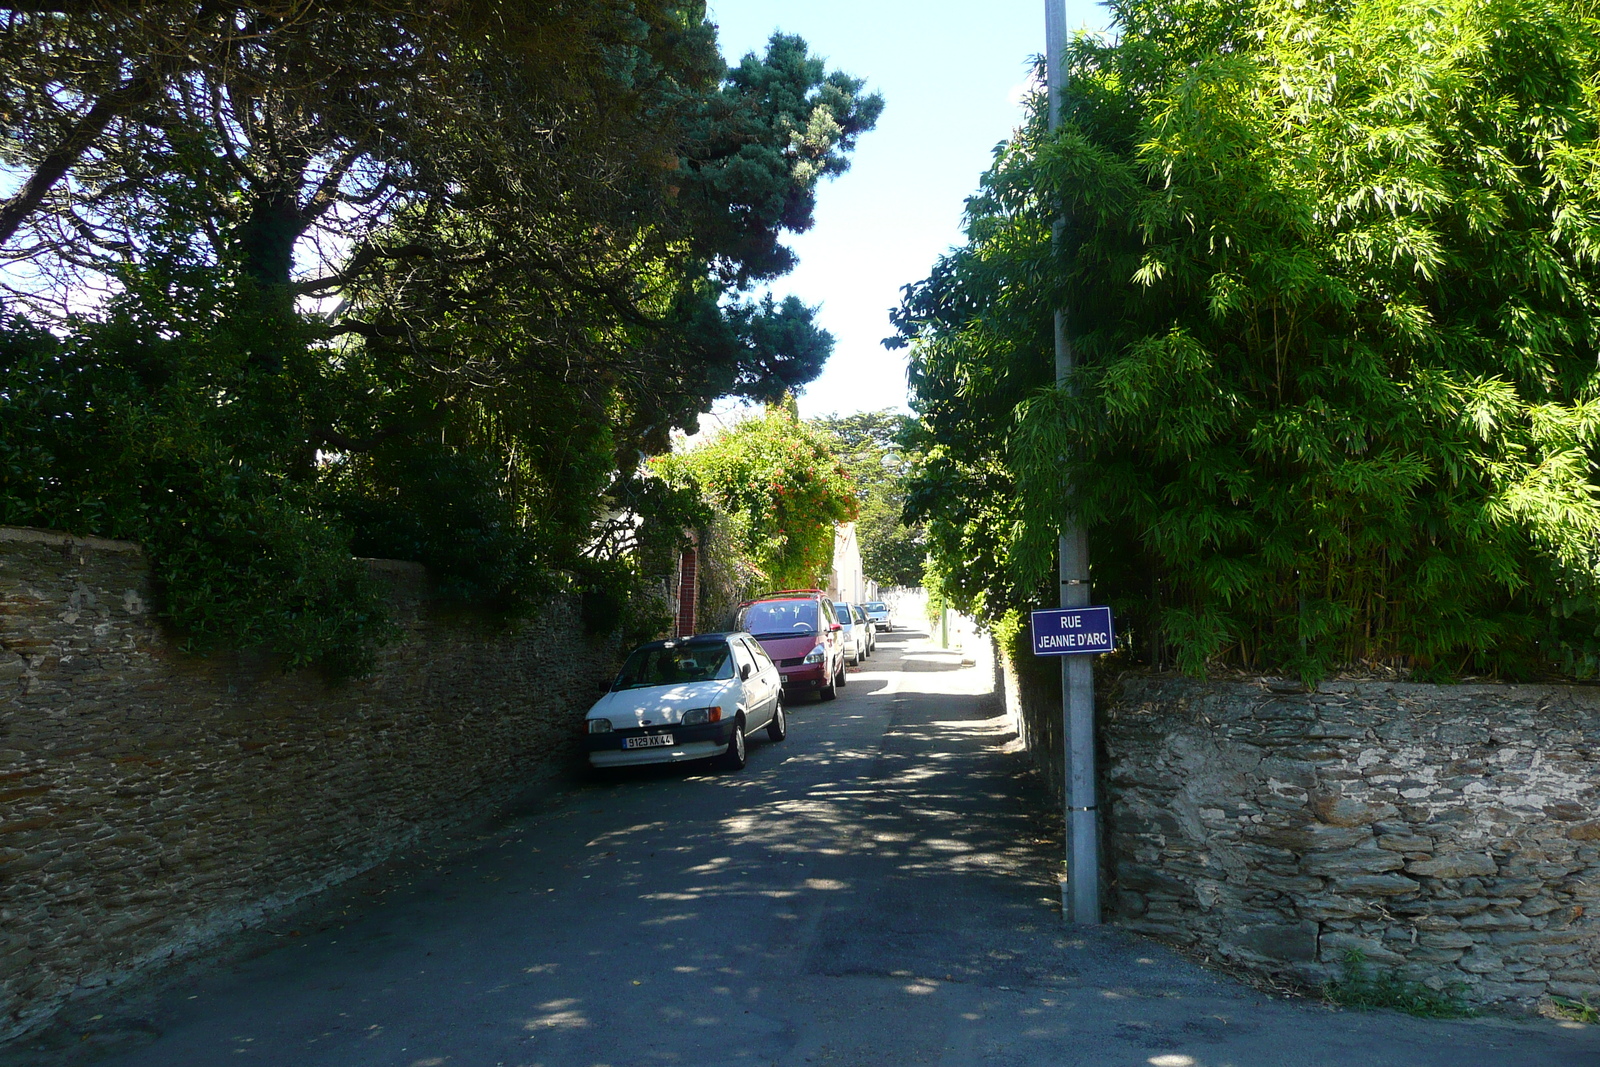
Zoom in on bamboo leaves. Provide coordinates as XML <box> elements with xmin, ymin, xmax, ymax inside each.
<box><xmin>901</xmin><ymin>0</ymin><xmax>1600</xmax><ymax>680</ymax></box>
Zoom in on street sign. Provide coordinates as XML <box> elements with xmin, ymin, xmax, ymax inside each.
<box><xmin>1030</xmin><ymin>606</ymin><xmax>1114</xmax><ymax>656</ymax></box>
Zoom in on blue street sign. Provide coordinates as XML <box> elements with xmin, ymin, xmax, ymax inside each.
<box><xmin>1031</xmin><ymin>606</ymin><xmax>1115</xmax><ymax>656</ymax></box>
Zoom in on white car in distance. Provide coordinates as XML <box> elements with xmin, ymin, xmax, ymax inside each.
<box><xmin>584</xmin><ymin>633</ymin><xmax>786</xmax><ymax>772</ymax></box>
<box><xmin>832</xmin><ymin>601</ymin><xmax>871</xmax><ymax>664</ymax></box>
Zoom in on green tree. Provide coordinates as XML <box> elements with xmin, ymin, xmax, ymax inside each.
<box><xmin>810</xmin><ymin>410</ymin><xmax>926</xmax><ymax>588</ymax></box>
<box><xmin>657</xmin><ymin>403</ymin><xmax>858</xmax><ymax>592</ymax></box>
<box><xmin>896</xmin><ymin>0</ymin><xmax>1600</xmax><ymax>681</ymax></box>
<box><xmin>0</xmin><ymin>3</ymin><xmax>881</xmax><ymax>667</ymax></box>
<box><xmin>0</xmin><ymin>272</ymin><xmax>389</xmax><ymax>674</ymax></box>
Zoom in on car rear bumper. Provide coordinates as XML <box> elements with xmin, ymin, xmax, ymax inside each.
<box><xmin>778</xmin><ymin>663</ymin><xmax>829</xmax><ymax>688</ymax></box>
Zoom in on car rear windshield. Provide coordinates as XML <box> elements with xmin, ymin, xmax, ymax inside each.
<box><xmin>612</xmin><ymin>643</ymin><xmax>732</xmax><ymax>690</ymax></box>
<box><xmin>737</xmin><ymin>599</ymin><xmax>820</xmax><ymax>637</ymax></box>
<box><xmin>866</xmin><ymin>602</ymin><xmax>887</xmax><ymax>611</ymax></box>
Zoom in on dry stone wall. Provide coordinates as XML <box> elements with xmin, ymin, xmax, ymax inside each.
<box><xmin>0</xmin><ymin>526</ymin><xmax>622</xmax><ymax>1041</ymax></box>
<box><xmin>998</xmin><ymin>649</ymin><xmax>1600</xmax><ymax>1009</ymax></box>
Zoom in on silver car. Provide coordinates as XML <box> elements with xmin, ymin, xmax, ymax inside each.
<box><xmin>863</xmin><ymin>601</ymin><xmax>891</xmax><ymax>631</ymax></box>
<box><xmin>832</xmin><ymin>602</ymin><xmax>870</xmax><ymax>665</ymax></box>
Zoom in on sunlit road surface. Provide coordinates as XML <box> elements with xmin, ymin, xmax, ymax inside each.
<box><xmin>15</xmin><ymin>631</ymin><xmax>1600</xmax><ymax>1067</ymax></box>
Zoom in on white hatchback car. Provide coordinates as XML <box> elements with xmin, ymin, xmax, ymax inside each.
<box><xmin>584</xmin><ymin>632</ymin><xmax>785</xmax><ymax>772</ymax></box>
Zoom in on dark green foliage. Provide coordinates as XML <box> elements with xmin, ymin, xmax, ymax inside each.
<box><xmin>321</xmin><ymin>440</ymin><xmax>544</xmax><ymax>608</ymax></box>
<box><xmin>0</xmin><ymin>271</ymin><xmax>388</xmax><ymax>674</ymax></box>
<box><xmin>1324</xmin><ymin>951</ymin><xmax>1475</xmax><ymax>1019</ymax></box>
<box><xmin>0</xmin><ymin>4</ymin><xmax>880</xmax><ymax>667</ymax></box>
<box><xmin>896</xmin><ymin>0</ymin><xmax>1600</xmax><ymax>681</ymax></box>
<box><xmin>684</xmin><ymin>33</ymin><xmax>884</xmax><ymax>284</ymax></box>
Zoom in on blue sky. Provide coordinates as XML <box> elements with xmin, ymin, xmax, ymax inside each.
<box><xmin>705</xmin><ymin>0</ymin><xmax>1110</xmax><ymax>420</ymax></box>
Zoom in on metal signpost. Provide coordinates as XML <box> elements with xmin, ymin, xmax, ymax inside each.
<box><xmin>1043</xmin><ymin>0</ymin><xmax>1101</xmax><ymax>925</ymax></box>
<box><xmin>1030</xmin><ymin>602</ymin><xmax>1110</xmax><ymax>925</ymax></box>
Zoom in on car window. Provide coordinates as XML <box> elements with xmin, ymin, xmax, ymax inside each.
<box><xmin>742</xmin><ymin>638</ymin><xmax>774</xmax><ymax>670</ymax></box>
<box><xmin>736</xmin><ymin>599</ymin><xmax>820</xmax><ymax>636</ymax></box>
<box><xmin>612</xmin><ymin>643</ymin><xmax>733</xmax><ymax>689</ymax></box>
<box><xmin>832</xmin><ymin>602</ymin><xmax>849</xmax><ymax>625</ymax></box>
<box><xmin>730</xmin><ymin>639</ymin><xmax>756</xmax><ymax>676</ymax></box>
<box><xmin>822</xmin><ymin>600</ymin><xmax>837</xmax><ymax>625</ymax></box>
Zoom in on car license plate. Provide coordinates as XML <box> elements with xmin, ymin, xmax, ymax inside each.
<box><xmin>623</xmin><ymin>734</ymin><xmax>674</xmax><ymax>749</ymax></box>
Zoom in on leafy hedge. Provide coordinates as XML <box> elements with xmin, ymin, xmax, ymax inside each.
<box><xmin>896</xmin><ymin>0</ymin><xmax>1600</xmax><ymax>681</ymax></box>
<box><xmin>0</xmin><ymin>274</ymin><xmax>390</xmax><ymax>674</ymax></box>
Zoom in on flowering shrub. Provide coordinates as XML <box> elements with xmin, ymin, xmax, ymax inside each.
<box><xmin>656</xmin><ymin>403</ymin><xmax>857</xmax><ymax>593</ymax></box>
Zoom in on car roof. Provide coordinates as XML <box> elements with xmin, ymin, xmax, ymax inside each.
<box><xmin>736</xmin><ymin>592</ymin><xmax>828</xmax><ymax>607</ymax></box>
<box><xmin>629</xmin><ymin>633</ymin><xmax>734</xmax><ymax>652</ymax></box>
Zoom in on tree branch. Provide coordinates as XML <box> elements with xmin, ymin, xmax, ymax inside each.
<box><xmin>313</xmin><ymin>424</ymin><xmax>409</xmax><ymax>453</ymax></box>
<box><xmin>0</xmin><ymin>61</ymin><xmax>161</xmax><ymax>249</ymax></box>
<box><xmin>294</xmin><ymin>242</ymin><xmax>434</xmax><ymax>294</ymax></box>
<box><xmin>301</xmin><ymin>140</ymin><xmax>370</xmax><ymax>223</ymax></box>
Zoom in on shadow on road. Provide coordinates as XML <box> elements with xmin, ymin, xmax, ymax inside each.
<box><xmin>11</xmin><ymin>632</ymin><xmax>1599</xmax><ymax>1067</ymax></box>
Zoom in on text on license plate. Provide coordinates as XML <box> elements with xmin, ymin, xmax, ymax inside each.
<box><xmin>624</xmin><ymin>734</ymin><xmax>675</xmax><ymax>749</ymax></box>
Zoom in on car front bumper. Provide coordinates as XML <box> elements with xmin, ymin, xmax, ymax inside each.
<box><xmin>584</xmin><ymin>719</ymin><xmax>736</xmax><ymax>767</ymax></box>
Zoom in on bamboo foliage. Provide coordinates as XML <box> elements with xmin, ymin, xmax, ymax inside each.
<box><xmin>897</xmin><ymin>0</ymin><xmax>1600</xmax><ymax>681</ymax></box>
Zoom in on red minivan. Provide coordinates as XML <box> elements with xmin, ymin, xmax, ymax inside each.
<box><xmin>733</xmin><ymin>590</ymin><xmax>848</xmax><ymax>701</ymax></box>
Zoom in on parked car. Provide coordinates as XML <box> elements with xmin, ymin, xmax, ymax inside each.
<box><xmin>735</xmin><ymin>589</ymin><xmax>847</xmax><ymax>701</ymax></box>
<box><xmin>863</xmin><ymin>601</ymin><xmax>891</xmax><ymax>631</ymax></box>
<box><xmin>833</xmin><ymin>601</ymin><xmax>868</xmax><ymax>665</ymax></box>
<box><xmin>584</xmin><ymin>632</ymin><xmax>785</xmax><ymax>772</ymax></box>
<box><xmin>855</xmin><ymin>604</ymin><xmax>875</xmax><ymax>656</ymax></box>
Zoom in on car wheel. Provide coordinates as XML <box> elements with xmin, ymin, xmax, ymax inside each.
<box><xmin>721</xmin><ymin>716</ymin><xmax>747</xmax><ymax>770</ymax></box>
<box><xmin>819</xmin><ymin>673</ymin><xmax>837</xmax><ymax>701</ymax></box>
<box><xmin>835</xmin><ymin>660</ymin><xmax>847</xmax><ymax>687</ymax></box>
<box><xmin>766</xmin><ymin>699</ymin><xmax>787</xmax><ymax>741</ymax></box>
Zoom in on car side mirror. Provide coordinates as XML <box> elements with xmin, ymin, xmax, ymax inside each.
<box><xmin>740</xmin><ymin>663</ymin><xmax>752</xmax><ymax>680</ymax></box>
<box><xmin>830</xmin><ymin>622</ymin><xmax>842</xmax><ymax>632</ymax></box>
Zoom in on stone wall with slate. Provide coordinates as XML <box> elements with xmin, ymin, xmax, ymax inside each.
<box><xmin>0</xmin><ymin>526</ymin><xmax>622</xmax><ymax>1042</ymax></box>
<box><xmin>998</xmin><ymin>652</ymin><xmax>1600</xmax><ymax>1008</ymax></box>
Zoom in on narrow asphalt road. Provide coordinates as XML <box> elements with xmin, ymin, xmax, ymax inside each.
<box><xmin>12</xmin><ymin>629</ymin><xmax>1600</xmax><ymax>1066</ymax></box>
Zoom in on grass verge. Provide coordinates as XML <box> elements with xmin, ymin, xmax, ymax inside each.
<box><xmin>1550</xmin><ymin>996</ymin><xmax>1599</xmax><ymax>1024</ymax></box>
<box><xmin>1324</xmin><ymin>950</ymin><xmax>1476</xmax><ymax>1019</ymax></box>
